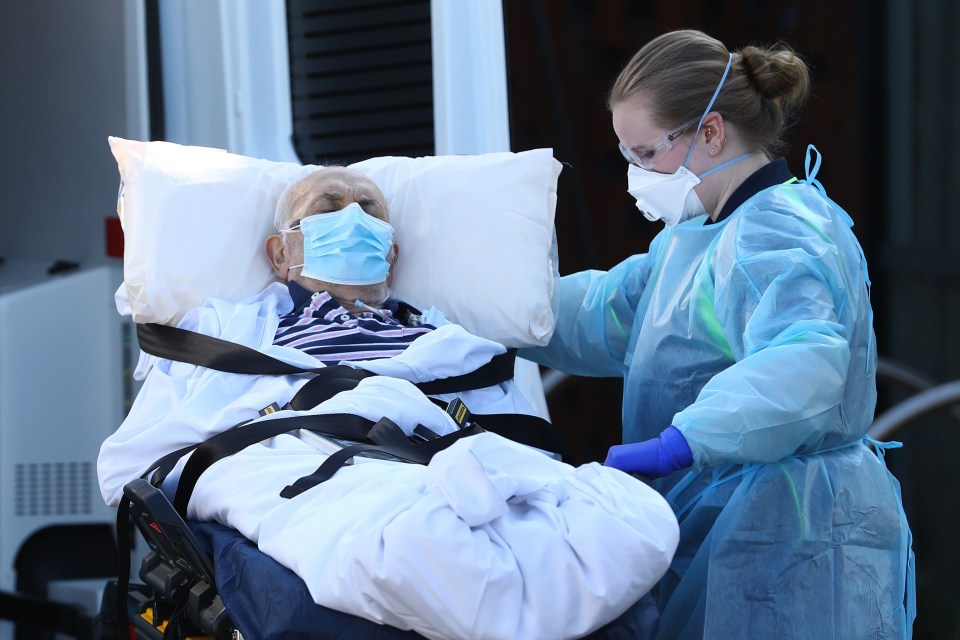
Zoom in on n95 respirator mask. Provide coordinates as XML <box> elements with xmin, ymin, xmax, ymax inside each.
<box><xmin>627</xmin><ymin>164</ymin><xmax>708</xmax><ymax>227</ymax></box>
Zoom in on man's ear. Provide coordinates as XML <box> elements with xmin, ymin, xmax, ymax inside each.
<box><xmin>265</xmin><ymin>234</ymin><xmax>288</xmax><ymax>279</ymax></box>
<box><xmin>386</xmin><ymin>242</ymin><xmax>399</xmax><ymax>286</ymax></box>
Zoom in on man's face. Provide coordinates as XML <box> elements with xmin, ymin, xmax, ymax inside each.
<box><xmin>280</xmin><ymin>168</ymin><xmax>390</xmax><ymax>270</ymax></box>
<box><xmin>267</xmin><ymin>168</ymin><xmax>396</xmax><ymax>300</ymax></box>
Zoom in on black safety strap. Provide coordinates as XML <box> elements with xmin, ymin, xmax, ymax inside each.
<box><xmin>172</xmin><ymin>413</ymin><xmax>377</xmax><ymax>516</ymax></box>
<box><xmin>280</xmin><ymin>421</ymin><xmax>486</xmax><ymax>498</ymax></box>
<box><xmin>413</xmin><ymin>351</ymin><xmax>517</xmax><ymax>395</ymax></box>
<box><xmin>136</xmin><ymin>322</ymin><xmax>518</xmax><ymax>396</ymax></box>
<box><xmin>427</xmin><ymin>396</ymin><xmax>576</xmax><ymax>464</ymax></box>
<box><xmin>137</xmin><ymin>322</ymin><xmax>323</xmax><ymax>375</ymax></box>
<box><xmin>145</xmin><ymin>354</ymin><xmax>573</xmax><ymax>515</ymax></box>
<box><xmin>171</xmin><ymin>412</ymin><xmax>487</xmax><ymax>513</ymax></box>
<box><xmin>466</xmin><ymin>412</ymin><xmax>576</xmax><ymax>464</ymax></box>
<box><xmin>147</xmin><ymin>369</ymin><xmax>376</xmax><ymax>488</ymax></box>
<box><xmin>278</xmin><ymin>403</ymin><xmax>576</xmax><ymax>499</ymax></box>
<box><xmin>147</xmin><ymin>441</ymin><xmax>213</xmax><ymax>488</ymax></box>
<box><xmin>144</xmin><ymin>370</ymin><xmax>371</xmax><ymax>489</ymax></box>
<box><xmin>161</xmin><ymin>406</ymin><xmax>574</xmax><ymax>517</ymax></box>
<box><xmin>284</xmin><ymin>365</ymin><xmax>375</xmax><ymax>410</ymax></box>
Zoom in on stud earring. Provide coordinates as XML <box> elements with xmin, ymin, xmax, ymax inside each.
<box><xmin>710</xmin><ymin>147</ymin><xmax>717</xmax><ymax>154</ymax></box>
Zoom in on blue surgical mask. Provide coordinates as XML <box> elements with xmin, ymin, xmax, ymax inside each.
<box><xmin>285</xmin><ymin>202</ymin><xmax>394</xmax><ymax>285</ymax></box>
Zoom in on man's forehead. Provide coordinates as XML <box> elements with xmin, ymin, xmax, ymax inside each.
<box><xmin>293</xmin><ymin>170</ymin><xmax>386</xmax><ymax>216</ymax></box>
<box><xmin>310</xmin><ymin>170</ymin><xmax>377</xmax><ymax>194</ymax></box>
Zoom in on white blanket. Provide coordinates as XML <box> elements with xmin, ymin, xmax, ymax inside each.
<box><xmin>98</xmin><ymin>284</ymin><xmax>679</xmax><ymax>640</ymax></box>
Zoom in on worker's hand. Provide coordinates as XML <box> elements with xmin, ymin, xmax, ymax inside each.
<box><xmin>603</xmin><ymin>426</ymin><xmax>693</xmax><ymax>479</ymax></box>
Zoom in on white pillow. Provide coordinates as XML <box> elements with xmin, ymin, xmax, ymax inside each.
<box><xmin>108</xmin><ymin>137</ymin><xmax>562</xmax><ymax>348</ymax></box>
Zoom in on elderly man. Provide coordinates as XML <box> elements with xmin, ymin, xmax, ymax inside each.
<box><xmin>98</xmin><ymin>166</ymin><xmax>679</xmax><ymax>640</ymax></box>
<box><xmin>263</xmin><ymin>167</ymin><xmax>437</xmax><ymax>364</ymax></box>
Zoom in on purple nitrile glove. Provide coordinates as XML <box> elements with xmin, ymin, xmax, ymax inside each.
<box><xmin>603</xmin><ymin>426</ymin><xmax>693</xmax><ymax>478</ymax></box>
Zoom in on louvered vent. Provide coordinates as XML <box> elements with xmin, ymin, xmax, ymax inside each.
<box><xmin>286</xmin><ymin>0</ymin><xmax>434</xmax><ymax>165</ymax></box>
<box><xmin>14</xmin><ymin>462</ymin><xmax>94</xmax><ymax>517</ymax></box>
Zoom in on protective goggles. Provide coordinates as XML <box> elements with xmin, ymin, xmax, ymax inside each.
<box><xmin>618</xmin><ymin>117</ymin><xmax>699</xmax><ymax>170</ymax></box>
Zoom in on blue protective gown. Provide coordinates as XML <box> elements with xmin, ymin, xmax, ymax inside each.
<box><xmin>522</xmin><ymin>156</ymin><xmax>915</xmax><ymax>639</ymax></box>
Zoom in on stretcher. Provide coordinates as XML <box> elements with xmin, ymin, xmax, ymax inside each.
<box><xmin>104</xmin><ymin>455</ymin><xmax>662</xmax><ymax>640</ymax></box>
<box><xmin>96</xmin><ymin>141</ymin><xmax>680</xmax><ymax>640</ymax></box>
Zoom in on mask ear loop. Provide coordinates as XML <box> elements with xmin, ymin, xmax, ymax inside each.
<box><xmin>683</xmin><ymin>52</ymin><xmax>734</xmax><ymax>168</ymax></box>
<box><xmin>274</xmin><ymin>227</ymin><xmax>305</xmax><ymax>273</ymax></box>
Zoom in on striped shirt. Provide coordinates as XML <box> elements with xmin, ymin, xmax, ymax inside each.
<box><xmin>273</xmin><ymin>282</ymin><xmax>435</xmax><ymax>364</ymax></box>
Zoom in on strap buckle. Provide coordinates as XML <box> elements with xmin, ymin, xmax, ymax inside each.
<box><xmin>445</xmin><ymin>398</ymin><xmax>473</xmax><ymax>428</ymax></box>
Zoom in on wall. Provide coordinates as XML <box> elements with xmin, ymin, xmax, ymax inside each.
<box><xmin>0</xmin><ymin>0</ymin><xmax>145</xmax><ymax>266</ymax></box>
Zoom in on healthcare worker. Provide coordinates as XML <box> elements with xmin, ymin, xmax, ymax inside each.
<box><xmin>521</xmin><ymin>29</ymin><xmax>915</xmax><ymax>639</ymax></box>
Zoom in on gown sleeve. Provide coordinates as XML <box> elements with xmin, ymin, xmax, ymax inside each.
<box><xmin>672</xmin><ymin>204</ymin><xmax>867</xmax><ymax>467</ymax></box>
<box><xmin>519</xmin><ymin>234</ymin><xmax>664</xmax><ymax>378</ymax></box>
